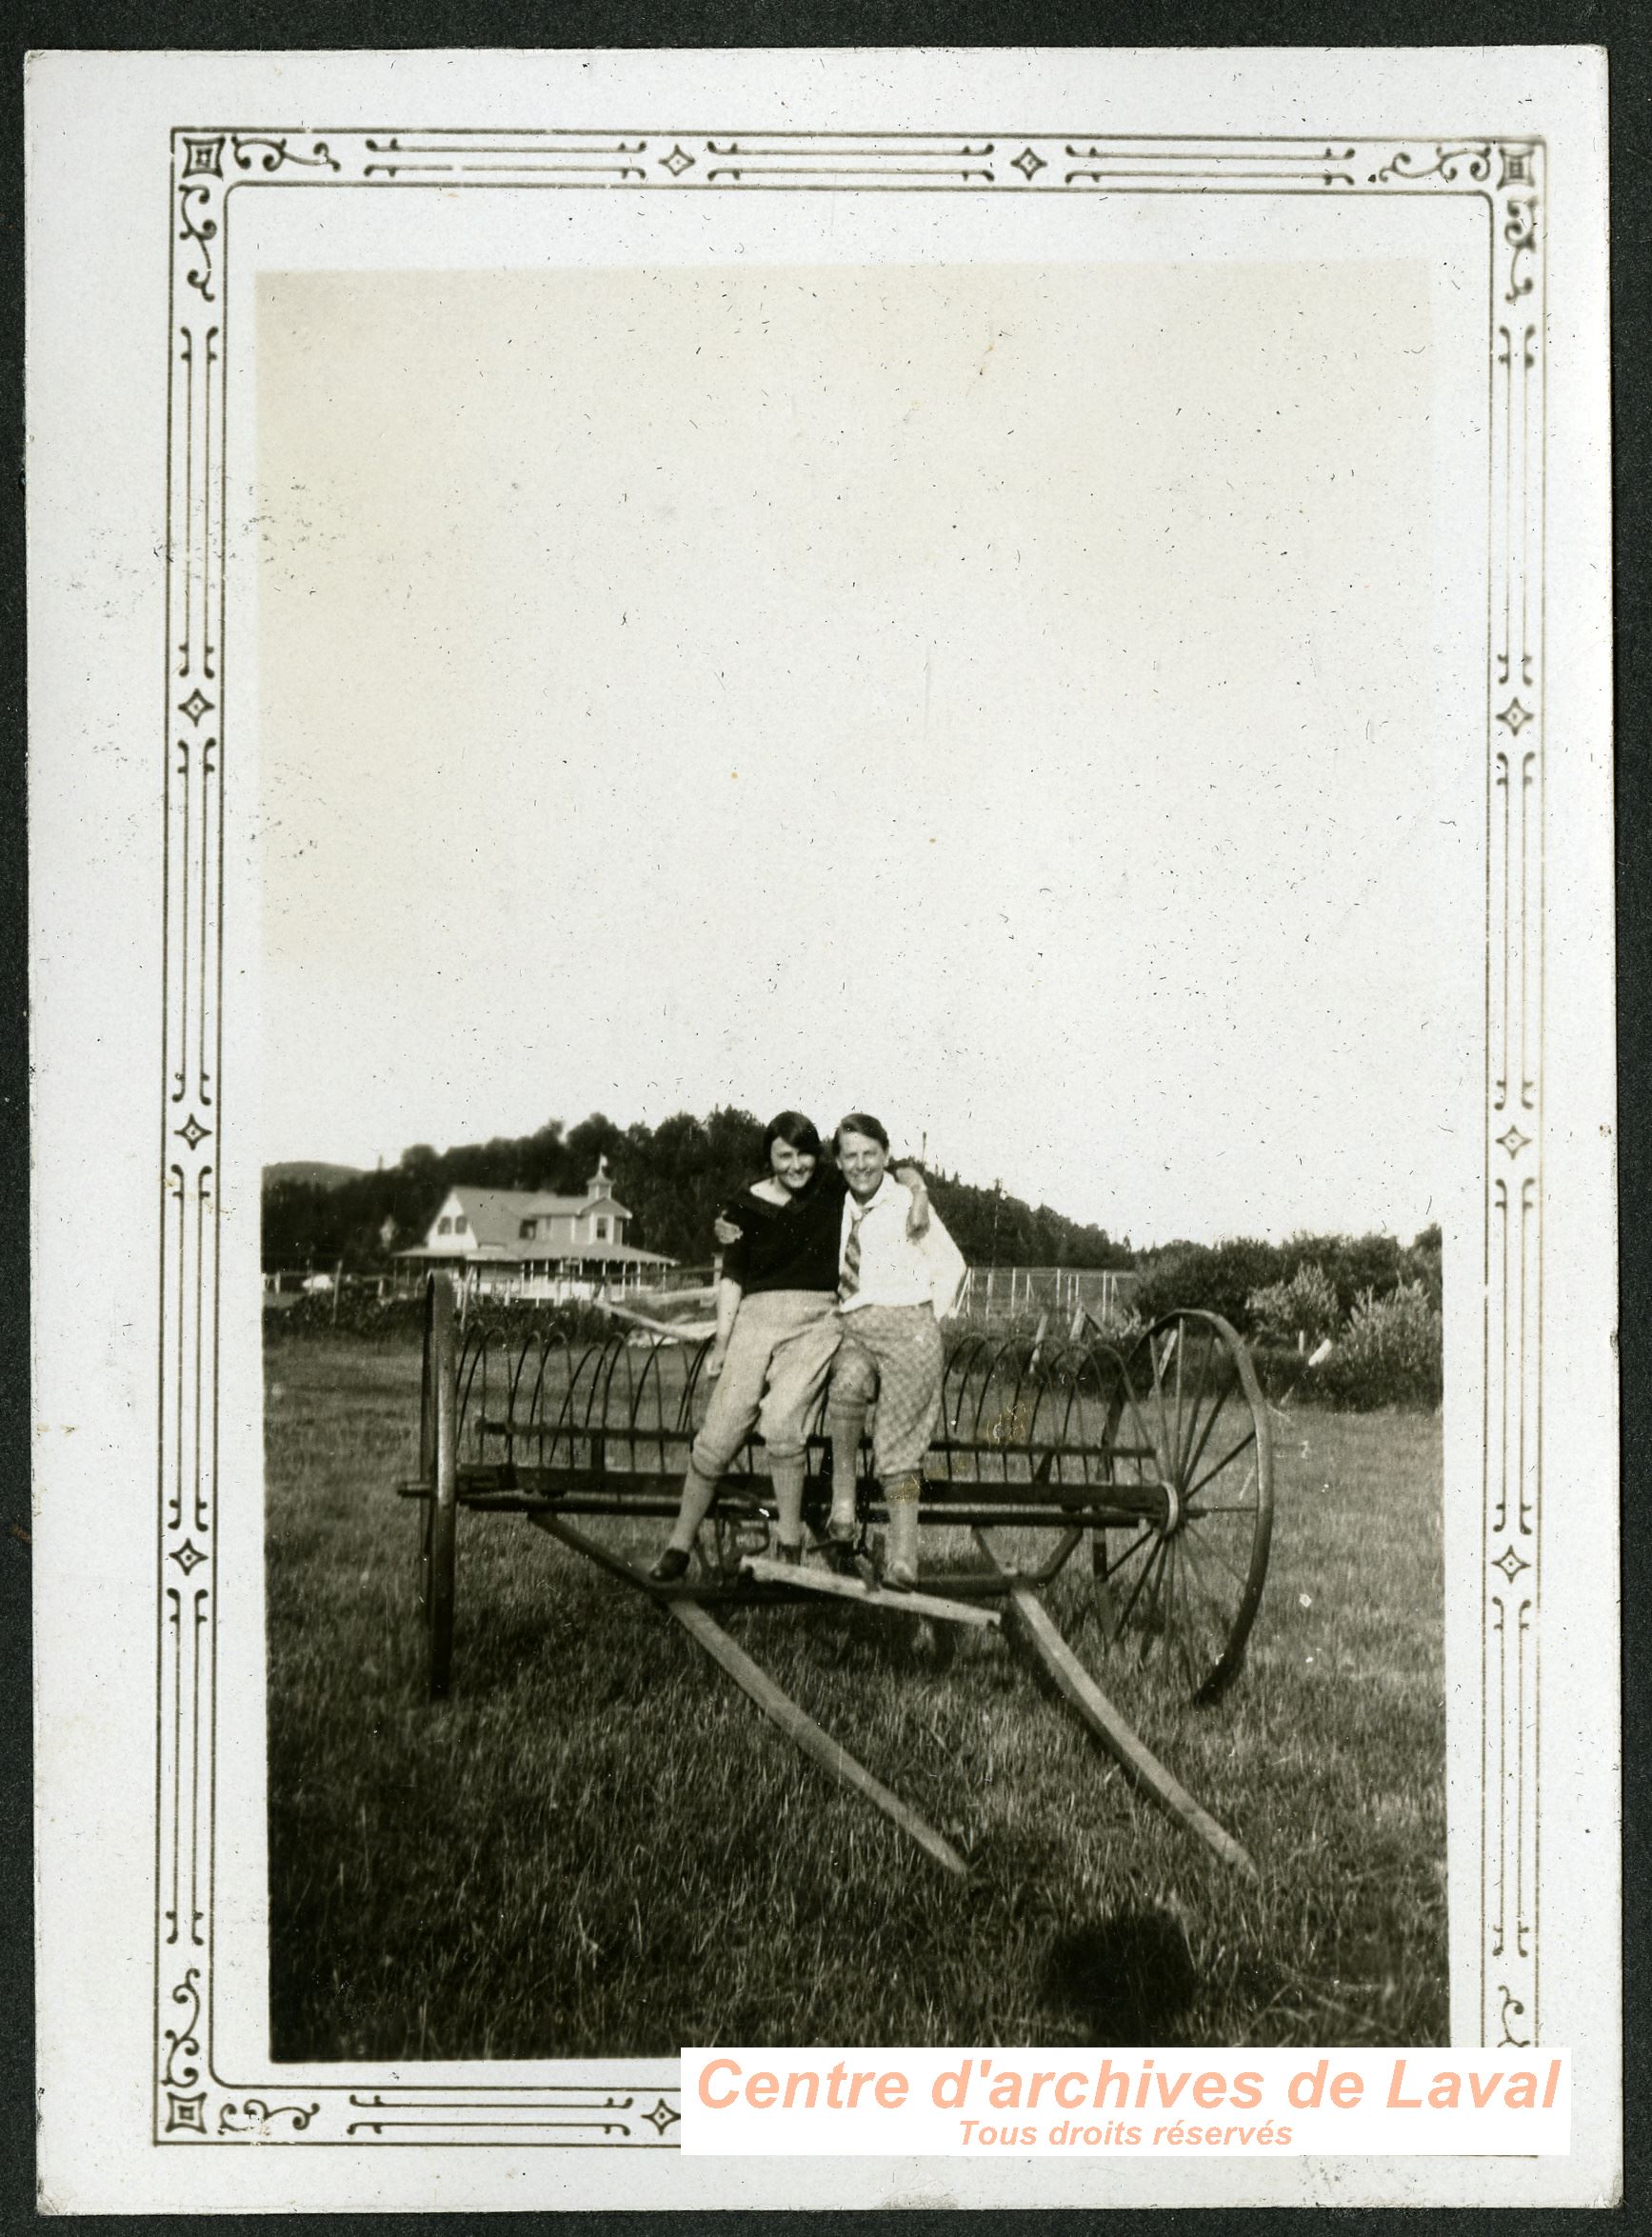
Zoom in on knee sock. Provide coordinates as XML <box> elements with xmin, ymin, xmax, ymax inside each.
<box><xmin>667</xmin><ymin>1460</ymin><xmax>722</xmax><ymax>1553</ymax></box>
<box><xmin>826</xmin><ymin>1403</ymin><xmax>867</xmax><ymax>1527</ymax></box>
<box><xmin>770</xmin><ymin>1451</ymin><xmax>806</xmax><ymax>1550</ymax></box>
<box><xmin>885</xmin><ymin>1469</ymin><xmax>923</xmax><ymax>1580</ymax></box>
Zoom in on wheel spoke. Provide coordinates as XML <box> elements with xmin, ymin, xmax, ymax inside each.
<box><xmin>1176</xmin><ymin>1328</ymin><xmax>1213</xmax><ymax>1482</ymax></box>
<box><xmin>1179</xmin><ymin>1519</ymin><xmax>1241</xmax><ymax>1609</ymax></box>
<box><xmin>1182</xmin><ymin>1521</ymin><xmax>1250</xmax><ymax>1589</ymax></box>
<box><xmin>1138</xmin><ymin>1538</ymin><xmax>1172</xmax><ymax>1663</ymax></box>
<box><xmin>1097</xmin><ymin>1525</ymin><xmax>1156</xmax><ymax>1583</ymax></box>
<box><xmin>1116</xmin><ymin>1533</ymin><xmax>1166</xmax><ymax>1639</ymax></box>
<box><xmin>1186</xmin><ymin>1426</ymin><xmax>1256</xmax><ymax>1504</ymax></box>
<box><xmin>1180</xmin><ymin>1548</ymin><xmax>1233</xmax><ymax>1673</ymax></box>
<box><xmin>1149</xmin><ymin>1333</ymin><xmax>1173</xmax><ymax>1486</ymax></box>
<box><xmin>1180</xmin><ymin>1371</ymin><xmax>1240</xmax><ymax>1489</ymax></box>
<box><xmin>1123</xmin><ymin>1388</ymin><xmax>1161</xmax><ymax>1486</ymax></box>
<box><xmin>1185</xmin><ymin>1458</ymin><xmax>1260</xmax><ymax>1518</ymax></box>
<box><xmin>1171</xmin><ymin>1549</ymin><xmax>1205</xmax><ymax>1693</ymax></box>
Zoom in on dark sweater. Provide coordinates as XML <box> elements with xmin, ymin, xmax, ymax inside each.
<box><xmin>719</xmin><ymin>1168</ymin><xmax>851</xmax><ymax>1295</ymax></box>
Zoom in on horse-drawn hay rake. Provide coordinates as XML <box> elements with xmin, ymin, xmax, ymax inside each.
<box><xmin>401</xmin><ymin>1276</ymin><xmax>1274</xmax><ymax>1877</ymax></box>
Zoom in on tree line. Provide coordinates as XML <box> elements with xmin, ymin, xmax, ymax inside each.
<box><xmin>261</xmin><ymin>1109</ymin><xmax>1138</xmax><ymax>1274</ymax></box>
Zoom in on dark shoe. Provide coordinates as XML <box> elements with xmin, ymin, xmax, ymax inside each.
<box><xmin>773</xmin><ymin>1541</ymin><xmax>804</xmax><ymax>1568</ymax></box>
<box><xmin>649</xmin><ymin>1547</ymin><xmax>691</xmax><ymax>1584</ymax></box>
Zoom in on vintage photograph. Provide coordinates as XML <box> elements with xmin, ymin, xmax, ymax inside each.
<box><xmin>257</xmin><ymin>245</ymin><xmax>1460</xmax><ymax>2060</ymax></box>
<box><xmin>27</xmin><ymin>42</ymin><xmax>1619</xmax><ymax>2214</ymax></box>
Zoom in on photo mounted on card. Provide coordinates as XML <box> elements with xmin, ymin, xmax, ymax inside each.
<box><xmin>29</xmin><ymin>45</ymin><xmax>1617</xmax><ymax>2212</ymax></box>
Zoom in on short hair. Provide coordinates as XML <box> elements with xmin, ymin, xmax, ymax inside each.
<box><xmin>762</xmin><ymin>1109</ymin><xmax>824</xmax><ymax>1163</ymax></box>
<box><xmin>833</xmin><ymin>1111</ymin><xmax>890</xmax><ymax>1153</ymax></box>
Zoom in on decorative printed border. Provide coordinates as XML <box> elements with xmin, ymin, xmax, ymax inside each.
<box><xmin>155</xmin><ymin>126</ymin><xmax>1544</xmax><ymax>2143</ymax></box>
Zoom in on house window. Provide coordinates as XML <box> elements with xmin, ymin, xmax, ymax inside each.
<box><xmin>595</xmin><ymin>1217</ymin><xmax>609</xmax><ymax>1241</ymax></box>
<box><xmin>437</xmin><ymin>1216</ymin><xmax>452</xmax><ymax>1234</ymax></box>
<box><xmin>454</xmin><ymin>1216</ymin><xmax>468</xmax><ymax>1234</ymax></box>
<box><xmin>520</xmin><ymin>1220</ymin><xmax>536</xmax><ymax>1240</ymax></box>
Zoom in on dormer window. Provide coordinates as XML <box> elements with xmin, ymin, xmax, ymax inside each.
<box><xmin>437</xmin><ymin>1216</ymin><xmax>452</xmax><ymax>1234</ymax></box>
<box><xmin>454</xmin><ymin>1216</ymin><xmax>468</xmax><ymax>1234</ymax></box>
<box><xmin>595</xmin><ymin>1216</ymin><xmax>609</xmax><ymax>1241</ymax></box>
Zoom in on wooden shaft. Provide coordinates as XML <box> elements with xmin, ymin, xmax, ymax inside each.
<box><xmin>972</xmin><ymin>1530</ymin><xmax>1257</xmax><ymax>1878</ymax></box>
<box><xmin>666</xmin><ymin>1598</ymin><xmax>968</xmax><ymax>1880</ymax></box>
<box><xmin>739</xmin><ymin>1554</ymin><xmax>1001</xmax><ymax>1628</ymax></box>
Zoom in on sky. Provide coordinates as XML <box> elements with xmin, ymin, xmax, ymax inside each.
<box><xmin>256</xmin><ymin>255</ymin><xmax>1467</xmax><ymax>1246</ymax></box>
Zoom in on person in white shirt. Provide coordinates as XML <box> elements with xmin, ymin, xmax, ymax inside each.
<box><xmin>825</xmin><ymin>1113</ymin><xmax>966</xmax><ymax>1588</ymax></box>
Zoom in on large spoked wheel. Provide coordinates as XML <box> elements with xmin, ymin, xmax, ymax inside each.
<box><xmin>1093</xmin><ymin>1309</ymin><xmax>1274</xmax><ymax>1704</ymax></box>
<box><xmin>417</xmin><ymin>1274</ymin><xmax>459</xmax><ymax>1699</ymax></box>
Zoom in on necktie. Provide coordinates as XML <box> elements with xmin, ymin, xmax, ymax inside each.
<box><xmin>839</xmin><ymin>1206</ymin><xmax>866</xmax><ymax>1303</ymax></box>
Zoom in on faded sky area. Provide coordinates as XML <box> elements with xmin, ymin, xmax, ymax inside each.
<box><xmin>257</xmin><ymin>258</ymin><xmax>1465</xmax><ymax>1245</ymax></box>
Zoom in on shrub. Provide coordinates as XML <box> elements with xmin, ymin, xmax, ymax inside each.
<box><xmin>1400</xmin><ymin>1230</ymin><xmax>1443</xmax><ymax>1312</ymax></box>
<box><xmin>1316</xmin><ymin>1282</ymin><xmax>1443</xmax><ymax>1412</ymax></box>
<box><xmin>1247</xmin><ymin>1261</ymin><xmax>1341</xmax><ymax>1349</ymax></box>
<box><xmin>1130</xmin><ymin>1238</ymin><xmax>1287</xmax><ymax>1332</ymax></box>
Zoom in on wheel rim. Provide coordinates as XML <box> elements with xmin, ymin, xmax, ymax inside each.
<box><xmin>1093</xmin><ymin>1309</ymin><xmax>1273</xmax><ymax>1703</ymax></box>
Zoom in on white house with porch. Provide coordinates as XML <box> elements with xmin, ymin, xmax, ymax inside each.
<box><xmin>398</xmin><ymin>1157</ymin><xmax>674</xmax><ymax>1302</ymax></box>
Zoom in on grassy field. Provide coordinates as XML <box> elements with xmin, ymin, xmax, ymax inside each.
<box><xmin>265</xmin><ymin>1334</ymin><xmax>1446</xmax><ymax>2061</ymax></box>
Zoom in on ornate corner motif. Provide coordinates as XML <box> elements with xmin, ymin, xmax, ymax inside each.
<box><xmin>230</xmin><ymin>134</ymin><xmax>341</xmax><ymax>175</ymax></box>
<box><xmin>1370</xmin><ymin>143</ymin><xmax>1492</xmax><ymax>185</ymax></box>
<box><xmin>164</xmin><ymin>2091</ymin><xmax>209</xmax><ymax>2134</ymax></box>
<box><xmin>217</xmin><ymin>2097</ymin><xmax>323</xmax><ymax>2136</ymax></box>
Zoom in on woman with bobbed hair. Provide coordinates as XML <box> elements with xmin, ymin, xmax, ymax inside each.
<box><xmin>649</xmin><ymin>1110</ymin><xmax>929</xmax><ymax>1582</ymax></box>
<box><xmin>825</xmin><ymin>1113</ymin><xmax>966</xmax><ymax>1588</ymax></box>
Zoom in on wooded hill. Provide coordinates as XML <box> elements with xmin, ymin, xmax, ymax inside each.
<box><xmin>261</xmin><ymin>1109</ymin><xmax>1138</xmax><ymax>1274</ymax></box>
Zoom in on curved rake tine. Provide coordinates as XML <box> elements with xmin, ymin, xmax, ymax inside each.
<box><xmin>547</xmin><ymin>1332</ymin><xmax>579</xmax><ymax>1455</ymax></box>
<box><xmin>505</xmin><ymin>1328</ymin><xmax>538</xmax><ymax>1461</ymax></box>
<box><xmin>965</xmin><ymin>1343</ymin><xmax>998</xmax><ymax>1448</ymax></box>
<box><xmin>679</xmin><ymin>1337</ymin><xmax>715</xmax><ymax>1431</ymax></box>
<box><xmin>632</xmin><ymin>1338</ymin><xmax>671</xmax><ymax>1472</ymax></box>
<box><xmin>607</xmin><ymin>1337</ymin><xmax>641</xmax><ymax>1467</ymax></box>
<box><xmin>527</xmin><ymin>1331</ymin><xmax>552</xmax><ymax>1444</ymax></box>
<box><xmin>1023</xmin><ymin>1376</ymin><xmax>1059</xmax><ymax>1492</ymax></box>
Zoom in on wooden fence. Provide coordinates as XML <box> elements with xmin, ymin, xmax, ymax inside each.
<box><xmin>951</xmin><ymin>1265</ymin><xmax>1138</xmax><ymax>1333</ymax></box>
